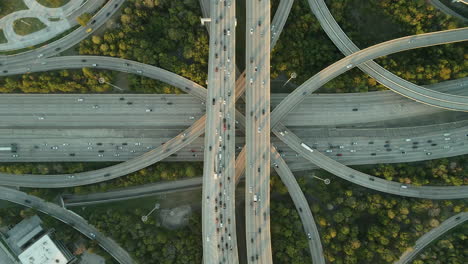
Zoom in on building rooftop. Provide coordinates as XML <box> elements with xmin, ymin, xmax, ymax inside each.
<box><xmin>5</xmin><ymin>216</ymin><xmax>43</xmax><ymax>255</ymax></box>
<box><xmin>18</xmin><ymin>235</ymin><xmax>67</xmax><ymax>264</ymax></box>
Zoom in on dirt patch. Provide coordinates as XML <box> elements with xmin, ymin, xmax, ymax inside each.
<box><xmin>159</xmin><ymin>205</ymin><xmax>192</xmax><ymax>230</ymax></box>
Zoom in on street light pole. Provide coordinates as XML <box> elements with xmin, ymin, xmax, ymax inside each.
<box><xmin>283</xmin><ymin>72</ymin><xmax>297</xmax><ymax>87</ymax></box>
<box><xmin>141</xmin><ymin>203</ymin><xmax>160</xmax><ymax>222</ymax></box>
<box><xmin>311</xmin><ymin>174</ymin><xmax>331</xmax><ymax>185</ymax></box>
<box><xmin>98</xmin><ymin>77</ymin><xmax>124</xmax><ymax>91</ymax></box>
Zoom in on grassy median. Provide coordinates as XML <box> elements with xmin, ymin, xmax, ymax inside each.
<box><xmin>36</xmin><ymin>0</ymin><xmax>71</xmax><ymax>8</ymax></box>
<box><xmin>13</xmin><ymin>17</ymin><xmax>47</xmax><ymax>36</ymax></box>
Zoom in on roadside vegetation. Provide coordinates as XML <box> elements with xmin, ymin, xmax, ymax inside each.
<box><xmin>271</xmin><ymin>0</ymin><xmax>467</xmax><ymax>93</ymax></box>
<box><xmin>36</xmin><ymin>0</ymin><xmax>71</xmax><ymax>8</ymax></box>
<box><xmin>0</xmin><ymin>0</ymin><xmax>28</xmax><ymax>19</ymax></box>
<box><xmin>13</xmin><ymin>17</ymin><xmax>47</xmax><ymax>36</ymax></box>
<box><xmin>269</xmin><ymin>172</ymin><xmax>467</xmax><ymax>263</ymax></box>
<box><xmin>79</xmin><ymin>0</ymin><xmax>209</xmax><ymax>92</ymax></box>
<box><xmin>76</xmin><ymin>12</ymin><xmax>92</xmax><ymax>27</ymax></box>
<box><xmin>77</xmin><ymin>201</ymin><xmax>203</xmax><ymax>263</ymax></box>
<box><xmin>411</xmin><ymin>223</ymin><xmax>467</xmax><ymax>264</ymax></box>
<box><xmin>364</xmin><ymin>155</ymin><xmax>467</xmax><ymax>186</ymax></box>
<box><xmin>0</xmin><ymin>69</ymin><xmax>113</xmax><ymax>93</ymax></box>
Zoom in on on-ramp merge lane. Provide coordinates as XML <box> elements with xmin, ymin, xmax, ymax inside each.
<box><xmin>271</xmin><ymin>145</ymin><xmax>325</xmax><ymax>264</ymax></box>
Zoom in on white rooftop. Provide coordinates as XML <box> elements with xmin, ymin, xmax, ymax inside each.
<box><xmin>18</xmin><ymin>235</ymin><xmax>67</xmax><ymax>264</ymax></box>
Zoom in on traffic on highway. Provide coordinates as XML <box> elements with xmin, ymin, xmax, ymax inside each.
<box><xmin>0</xmin><ymin>0</ymin><xmax>466</xmax><ymax>263</ymax></box>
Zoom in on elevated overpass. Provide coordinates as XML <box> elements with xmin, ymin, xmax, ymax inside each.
<box><xmin>305</xmin><ymin>0</ymin><xmax>468</xmax><ymax>111</ymax></box>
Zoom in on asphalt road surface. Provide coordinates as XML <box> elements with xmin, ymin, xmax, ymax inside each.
<box><xmin>201</xmin><ymin>1</ymin><xmax>239</xmax><ymax>263</ymax></box>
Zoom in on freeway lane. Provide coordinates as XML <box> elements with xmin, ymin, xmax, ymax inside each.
<box><xmin>1</xmin><ymin>120</ymin><xmax>466</xmax><ymax>167</ymax></box>
<box><xmin>201</xmin><ymin>1</ymin><xmax>239</xmax><ymax>263</ymax></box>
<box><xmin>0</xmin><ymin>186</ymin><xmax>132</xmax><ymax>264</ymax></box>
<box><xmin>245</xmin><ymin>1</ymin><xmax>273</xmax><ymax>263</ymax></box>
<box><xmin>0</xmin><ymin>117</ymin><xmax>206</xmax><ymax>187</ymax></box>
<box><xmin>271</xmin><ymin>28</ymin><xmax>468</xmax><ymax>126</ymax></box>
<box><xmin>395</xmin><ymin>212</ymin><xmax>468</xmax><ymax>264</ymax></box>
<box><xmin>0</xmin><ymin>77</ymin><xmax>466</xmax><ymax>128</ymax></box>
<box><xmin>226</xmin><ymin>0</ymin><xmax>293</xmax><ymax>101</ymax></box>
<box><xmin>271</xmin><ymin>145</ymin><xmax>325</xmax><ymax>264</ymax></box>
<box><xmin>307</xmin><ymin>0</ymin><xmax>468</xmax><ymax>111</ymax></box>
<box><xmin>273</xmin><ymin>123</ymin><xmax>468</xmax><ymax>199</ymax></box>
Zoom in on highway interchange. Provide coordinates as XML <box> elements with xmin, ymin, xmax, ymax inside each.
<box><xmin>0</xmin><ymin>0</ymin><xmax>467</xmax><ymax>263</ymax></box>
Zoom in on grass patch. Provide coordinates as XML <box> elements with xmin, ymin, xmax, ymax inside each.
<box><xmin>36</xmin><ymin>0</ymin><xmax>71</xmax><ymax>8</ymax></box>
<box><xmin>0</xmin><ymin>29</ymin><xmax>7</xmax><ymax>44</ymax></box>
<box><xmin>13</xmin><ymin>17</ymin><xmax>46</xmax><ymax>36</ymax></box>
<box><xmin>0</xmin><ymin>0</ymin><xmax>28</xmax><ymax>19</ymax></box>
<box><xmin>48</xmin><ymin>17</ymin><xmax>62</xmax><ymax>22</ymax></box>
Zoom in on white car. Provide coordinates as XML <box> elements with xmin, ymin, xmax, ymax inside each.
<box><xmin>38</xmin><ymin>116</ymin><xmax>45</xmax><ymax>120</ymax></box>
<box><xmin>325</xmin><ymin>149</ymin><xmax>332</xmax><ymax>153</ymax></box>
<box><xmin>250</xmin><ymin>28</ymin><xmax>253</xmax><ymax>34</ymax></box>
<box><xmin>346</xmin><ymin>64</ymin><xmax>353</xmax><ymax>69</ymax></box>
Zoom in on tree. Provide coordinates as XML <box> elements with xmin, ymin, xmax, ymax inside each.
<box><xmin>77</xmin><ymin>13</ymin><xmax>92</xmax><ymax>27</ymax></box>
